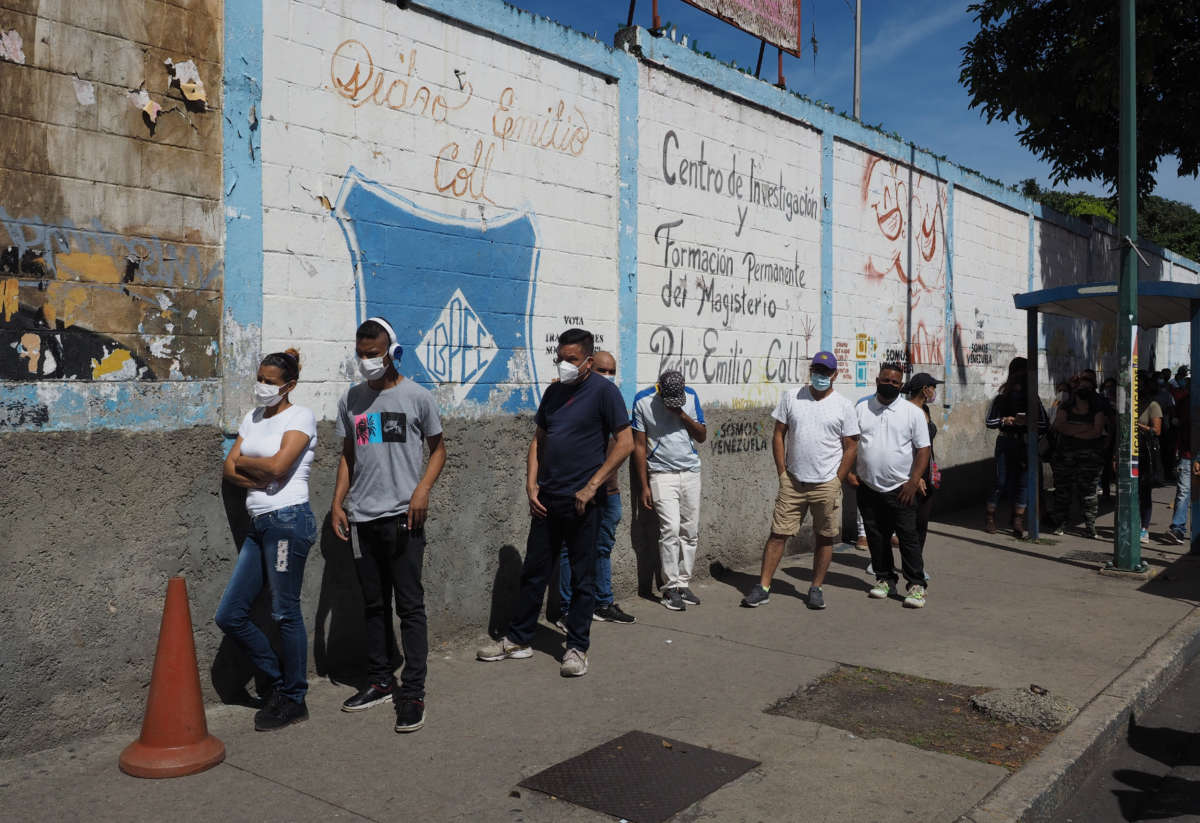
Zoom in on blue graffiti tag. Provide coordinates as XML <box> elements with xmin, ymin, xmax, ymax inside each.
<box><xmin>333</xmin><ymin>167</ymin><xmax>540</xmax><ymax>411</ymax></box>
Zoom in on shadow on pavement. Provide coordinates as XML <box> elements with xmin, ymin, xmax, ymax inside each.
<box><xmin>1113</xmin><ymin>769</ymin><xmax>1200</xmax><ymax>820</ymax></box>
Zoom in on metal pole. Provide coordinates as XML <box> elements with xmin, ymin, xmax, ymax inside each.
<box><xmin>1026</xmin><ymin>309</ymin><xmax>1040</xmax><ymax>539</ymax></box>
<box><xmin>626</xmin><ymin>0</ymin><xmax>637</xmax><ymax>28</ymax></box>
<box><xmin>853</xmin><ymin>0</ymin><xmax>862</xmax><ymax>119</ymax></box>
<box><xmin>1112</xmin><ymin>0</ymin><xmax>1142</xmax><ymax>571</ymax></box>
<box><xmin>652</xmin><ymin>0</ymin><xmax>661</xmax><ymax>33</ymax></box>
<box><xmin>755</xmin><ymin>39</ymin><xmax>765</xmax><ymax>78</ymax></box>
<box><xmin>776</xmin><ymin>47</ymin><xmax>785</xmax><ymax>88</ymax></box>
<box><xmin>1190</xmin><ymin>299</ymin><xmax>1199</xmax><ymax>555</ymax></box>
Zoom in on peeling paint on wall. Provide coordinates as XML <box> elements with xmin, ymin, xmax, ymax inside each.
<box><xmin>0</xmin><ymin>29</ymin><xmax>24</xmax><ymax>64</ymax></box>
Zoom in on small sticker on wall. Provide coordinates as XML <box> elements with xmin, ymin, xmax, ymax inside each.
<box><xmin>276</xmin><ymin>540</ymin><xmax>289</xmax><ymax>572</ymax></box>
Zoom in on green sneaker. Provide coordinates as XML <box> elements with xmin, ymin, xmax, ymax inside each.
<box><xmin>903</xmin><ymin>584</ymin><xmax>927</xmax><ymax>609</ymax></box>
<box><xmin>868</xmin><ymin>579</ymin><xmax>893</xmax><ymax>599</ymax></box>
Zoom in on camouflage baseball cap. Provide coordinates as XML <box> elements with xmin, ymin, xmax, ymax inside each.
<box><xmin>658</xmin><ymin>370</ymin><xmax>686</xmax><ymax>408</ymax></box>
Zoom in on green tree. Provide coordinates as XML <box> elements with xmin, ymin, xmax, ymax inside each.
<box><xmin>1022</xmin><ymin>179</ymin><xmax>1200</xmax><ymax>262</ymax></box>
<box><xmin>961</xmin><ymin>1</ymin><xmax>1200</xmax><ymax>197</ymax></box>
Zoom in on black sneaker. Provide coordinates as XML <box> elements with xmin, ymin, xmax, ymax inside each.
<box><xmin>740</xmin><ymin>584</ymin><xmax>770</xmax><ymax>608</ymax></box>
<box><xmin>254</xmin><ymin>693</ymin><xmax>308</xmax><ymax>732</ymax></box>
<box><xmin>806</xmin><ymin>586</ymin><xmax>826</xmax><ymax>610</ymax></box>
<box><xmin>680</xmin><ymin>587</ymin><xmax>701</xmax><ymax>605</ymax></box>
<box><xmin>593</xmin><ymin>603</ymin><xmax>636</xmax><ymax>624</ymax></box>
<box><xmin>1165</xmin><ymin>527</ymin><xmax>1186</xmax><ymax>545</ymax></box>
<box><xmin>341</xmin><ymin>682</ymin><xmax>394</xmax><ymax>712</ymax></box>
<box><xmin>394</xmin><ymin>698</ymin><xmax>425</xmax><ymax>733</ymax></box>
<box><xmin>661</xmin><ymin>588</ymin><xmax>686</xmax><ymax>611</ymax></box>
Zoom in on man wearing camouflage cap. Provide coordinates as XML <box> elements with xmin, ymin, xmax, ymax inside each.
<box><xmin>632</xmin><ymin>370</ymin><xmax>708</xmax><ymax>612</ymax></box>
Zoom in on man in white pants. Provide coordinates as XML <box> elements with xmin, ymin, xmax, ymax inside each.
<box><xmin>633</xmin><ymin>371</ymin><xmax>707</xmax><ymax>611</ymax></box>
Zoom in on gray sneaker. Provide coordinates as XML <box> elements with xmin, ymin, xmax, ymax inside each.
<box><xmin>680</xmin><ymin>587</ymin><xmax>701</xmax><ymax>605</ymax></box>
<box><xmin>560</xmin><ymin>648</ymin><xmax>588</xmax><ymax>677</ymax></box>
<box><xmin>806</xmin><ymin>586</ymin><xmax>826</xmax><ymax>610</ymax></box>
<box><xmin>662</xmin><ymin>588</ymin><xmax>686</xmax><ymax>611</ymax></box>
<box><xmin>476</xmin><ymin>638</ymin><xmax>532</xmax><ymax>661</ymax></box>
<box><xmin>740</xmin><ymin>584</ymin><xmax>770</xmax><ymax>608</ymax></box>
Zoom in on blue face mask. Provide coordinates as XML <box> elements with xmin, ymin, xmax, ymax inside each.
<box><xmin>811</xmin><ymin>373</ymin><xmax>832</xmax><ymax>391</ymax></box>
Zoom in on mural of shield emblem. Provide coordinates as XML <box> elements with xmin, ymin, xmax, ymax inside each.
<box><xmin>333</xmin><ymin>167</ymin><xmax>541</xmax><ymax>411</ymax></box>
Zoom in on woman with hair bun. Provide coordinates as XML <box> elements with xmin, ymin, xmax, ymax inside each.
<box><xmin>216</xmin><ymin>348</ymin><xmax>318</xmax><ymax>732</ymax></box>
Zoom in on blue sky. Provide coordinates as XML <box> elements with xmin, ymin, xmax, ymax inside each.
<box><xmin>508</xmin><ymin>0</ymin><xmax>1200</xmax><ymax>209</ymax></box>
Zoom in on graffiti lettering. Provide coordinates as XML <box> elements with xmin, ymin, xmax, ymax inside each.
<box><xmin>764</xmin><ymin>337</ymin><xmax>811</xmax><ymax>383</ymax></box>
<box><xmin>434</xmin><ymin>140</ymin><xmax>497</xmax><ymax>204</ymax></box>
<box><xmin>330</xmin><ymin>39</ymin><xmax>472</xmax><ymax>123</ymax></box>
<box><xmin>655</xmin><ymin>218</ymin><xmax>734</xmax><ymax>278</ymax></box>
<box><xmin>710</xmin><ymin>420</ymin><xmax>769</xmax><ymax>455</ymax></box>
<box><xmin>701</xmin><ymin>328</ymin><xmax>752</xmax><ymax>384</ymax></box>
<box><xmin>492</xmin><ymin>87</ymin><xmax>589</xmax><ymax>156</ymax></box>
<box><xmin>694</xmin><ymin>276</ymin><xmax>777</xmax><ymax>329</ymax></box>
<box><xmin>649</xmin><ymin>325</ymin><xmax>700</xmax><ymax>381</ymax></box>
<box><xmin>748</xmin><ymin>158</ymin><xmax>819</xmax><ymax>222</ymax></box>
<box><xmin>743</xmin><ymin>249</ymin><xmax>805</xmax><ymax>288</ymax></box>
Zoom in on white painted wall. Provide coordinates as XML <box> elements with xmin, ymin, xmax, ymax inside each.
<box><xmin>635</xmin><ymin>63</ymin><xmax>822</xmax><ymax>408</ymax></box>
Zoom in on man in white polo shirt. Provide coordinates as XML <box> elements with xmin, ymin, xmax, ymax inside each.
<box><xmin>850</xmin><ymin>362</ymin><xmax>932</xmax><ymax>608</ymax></box>
<box><xmin>741</xmin><ymin>351</ymin><xmax>859</xmax><ymax>611</ymax></box>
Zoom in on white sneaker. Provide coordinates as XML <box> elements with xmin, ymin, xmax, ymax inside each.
<box><xmin>904</xmin><ymin>584</ymin><xmax>927</xmax><ymax>609</ymax></box>
<box><xmin>476</xmin><ymin>638</ymin><xmax>532</xmax><ymax>661</ymax></box>
<box><xmin>868</xmin><ymin>579</ymin><xmax>893</xmax><ymax>599</ymax></box>
<box><xmin>560</xmin><ymin>648</ymin><xmax>588</xmax><ymax>677</ymax></box>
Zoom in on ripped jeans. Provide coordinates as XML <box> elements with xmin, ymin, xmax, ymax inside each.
<box><xmin>215</xmin><ymin>503</ymin><xmax>316</xmax><ymax>703</ymax></box>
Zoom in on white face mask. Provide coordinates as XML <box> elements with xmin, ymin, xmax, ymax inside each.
<box><xmin>359</xmin><ymin>355</ymin><xmax>388</xmax><ymax>380</ymax></box>
<box><xmin>254</xmin><ymin>382</ymin><xmax>285</xmax><ymax>407</ymax></box>
<box><xmin>602</xmin><ymin>373</ymin><xmax>617</xmax><ymax>382</ymax></box>
<box><xmin>557</xmin><ymin>359</ymin><xmax>582</xmax><ymax>384</ymax></box>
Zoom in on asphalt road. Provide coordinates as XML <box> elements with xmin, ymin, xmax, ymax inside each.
<box><xmin>1057</xmin><ymin>654</ymin><xmax>1200</xmax><ymax>822</ymax></box>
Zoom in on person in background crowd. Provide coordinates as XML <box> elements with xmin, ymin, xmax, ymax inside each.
<box><xmin>984</xmin><ymin>357</ymin><xmax>1049</xmax><ymax>537</ymax></box>
<box><xmin>632</xmin><ymin>370</ymin><xmax>707</xmax><ymax>612</ymax></box>
<box><xmin>1137</xmin><ymin>374</ymin><xmax>1164</xmax><ymax>544</ymax></box>
<box><xmin>477</xmin><ymin>329</ymin><xmax>632</xmax><ymax>677</ymax></box>
<box><xmin>742</xmin><ymin>352</ymin><xmax>858</xmax><ymax>610</ymax></box>
<box><xmin>216</xmin><ymin>348</ymin><xmax>318</xmax><ymax>732</ymax></box>
<box><xmin>851</xmin><ymin>363</ymin><xmax>930</xmax><ymax>608</ymax></box>
<box><xmin>903</xmin><ymin>373</ymin><xmax>942</xmax><ymax>556</ymax></box>
<box><xmin>1155</xmin><ymin>369</ymin><xmax>1178</xmax><ymax>479</ymax></box>
<box><xmin>1049</xmin><ymin>373</ymin><xmax>1106</xmax><ymax>539</ymax></box>
<box><xmin>333</xmin><ymin>318</ymin><xmax>446</xmax><ymax>734</ymax></box>
<box><xmin>1166</xmin><ymin>368</ymin><xmax>1194</xmax><ymax>546</ymax></box>
<box><xmin>1100</xmin><ymin>376</ymin><xmax>1119</xmax><ymax>501</ymax></box>
<box><xmin>555</xmin><ymin>350</ymin><xmax>635</xmax><ymax>625</ymax></box>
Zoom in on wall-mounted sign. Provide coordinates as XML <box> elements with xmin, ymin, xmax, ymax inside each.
<box><xmin>681</xmin><ymin>0</ymin><xmax>803</xmax><ymax>57</ymax></box>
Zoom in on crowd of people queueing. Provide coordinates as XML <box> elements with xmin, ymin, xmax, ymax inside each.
<box><xmin>983</xmin><ymin>357</ymin><xmax>1195</xmax><ymax>546</ymax></box>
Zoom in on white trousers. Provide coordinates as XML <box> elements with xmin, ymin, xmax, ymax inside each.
<box><xmin>649</xmin><ymin>470</ymin><xmax>702</xmax><ymax>590</ymax></box>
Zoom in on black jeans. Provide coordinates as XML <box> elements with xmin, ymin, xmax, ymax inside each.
<box><xmin>353</xmin><ymin>516</ymin><xmax>427</xmax><ymax>699</ymax></box>
<box><xmin>508</xmin><ymin>492</ymin><xmax>600</xmax><ymax>653</ymax></box>
<box><xmin>858</xmin><ymin>483</ymin><xmax>925</xmax><ymax>587</ymax></box>
<box><xmin>916</xmin><ymin>488</ymin><xmax>935</xmax><ymax>550</ymax></box>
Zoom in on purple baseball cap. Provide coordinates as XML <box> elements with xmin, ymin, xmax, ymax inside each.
<box><xmin>811</xmin><ymin>351</ymin><xmax>837</xmax><ymax>371</ymax></box>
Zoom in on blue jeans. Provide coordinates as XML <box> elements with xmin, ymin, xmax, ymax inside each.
<box><xmin>560</xmin><ymin>492</ymin><xmax>621</xmax><ymax>610</ymax></box>
<box><xmin>215</xmin><ymin>503</ymin><xmax>316</xmax><ymax>703</ymax></box>
<box><xmin>1171</xmin><ymin>459</ymin><xmax>1193</xmax><ymax>533</ymax></box>
<box><xmin>988</xmin><ymin>436</ymin><xmax>1029</xmax><ymax>509</ymax></box>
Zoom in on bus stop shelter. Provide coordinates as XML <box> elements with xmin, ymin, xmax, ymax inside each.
<box><xmin>1012</xmin><ymin>281</ymin><xmax>1200</xmax><ymax>569</ymax></box>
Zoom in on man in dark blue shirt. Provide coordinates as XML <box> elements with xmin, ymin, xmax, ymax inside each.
<box><xmin>478</xmin><ymin>328</ymin><xmax>632</xmax><ymax>677</ymax></box>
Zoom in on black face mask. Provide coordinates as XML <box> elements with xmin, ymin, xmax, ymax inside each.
<box><xmin>1076</xmin><ymin>387</ymin><xmax>1094</xmax><ymax>401</ymax></box>
<box><xmin>877</xmin><ymin>383</ymin><xmax>901</xmax><ymax>401</ymax></box>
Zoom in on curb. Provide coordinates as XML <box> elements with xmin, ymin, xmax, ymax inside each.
<box><xmin>959</xmin><ymin>605</ymin><xmax>1200</xmax><ymax>822</ymax></box>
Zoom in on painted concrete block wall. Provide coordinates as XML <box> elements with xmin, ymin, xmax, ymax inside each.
<box><xmin>636</xmin><ymin>63</ymin><xmax>822</xmax><ymax>411</ymax></box>
<box><xmin>0</xmin><ymin>0</ymin><xmax>223</xmax><ymax>428</ymax></box>
<box><xmin>831</xmin><ymin>142</ymin><xmax>947</xmax><ymax>398</ymax></box>
<box><xmin>258</xmin><ymin>0</ymin><xmax>620</xmax><ymax>419</ymax></box>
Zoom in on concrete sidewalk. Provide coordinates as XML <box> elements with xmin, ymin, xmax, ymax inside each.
<box><xmin>3</xmin><ymin>489</ymin><xmax>1199</xmax><ymax>823</ymax></box>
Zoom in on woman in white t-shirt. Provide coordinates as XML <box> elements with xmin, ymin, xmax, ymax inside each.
<box><xmin>215</xmin><ymin>348</ymin><xmax>318</xmax><ymax>732</ymax></box>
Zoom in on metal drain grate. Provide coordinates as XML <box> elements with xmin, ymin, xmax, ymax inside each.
<box><xmin>518</xmin><ymin>730</ymin><xmax>759</xmax><ymax>823</ymax></box>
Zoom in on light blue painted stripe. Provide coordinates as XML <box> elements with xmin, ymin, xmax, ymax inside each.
<box><xmin>223</xmin><ymin>0</ymin><xmax>264</xmax><ymax>329</ymax></box>
<box><xmin>0</xmin><ymin>383</ymin><xmax>219</xmax><ymax>432</ymax></box>
<box><xmin>943</xmin><ymin>182</ymin><xmax>955</xmax><ymax>405</ymax></box>
<box><xmin>616</xmin><ymin>57</ymin><xmax>639</xmax><ymax>408</ymax></box>
<box><xmin>1028</xmin><ymin>213</ymin><xmax>1035</xmax><ymax>292</ymax></box>
<box><xmin>820</xmin><ymin>132</ymin><xmax>834</xmax><ymax>351</ymax></box>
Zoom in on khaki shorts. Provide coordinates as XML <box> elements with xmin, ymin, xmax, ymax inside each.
<box><xmin>771</xmin><ymin>473</ymin><xmax>842</xmax><ymax>538</ymax></box>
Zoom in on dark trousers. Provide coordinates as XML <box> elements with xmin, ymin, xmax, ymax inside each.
<box><xmin>916</xmin><ymin>488</ymin><xmax>935</xmax><ymax>549</ymax></box>
<box><xmin>508</xmin><ymin>492</ymin><xmax>600</xmax><ymax>653</ymax></box>
<box><xmin>859</xmin><ymin>483</ymin><xmax>925</xmax><ymax>587</ymax></box>
<box><xmin>352</xmin><ymin>516</ymin><xmax>427</xmax><ymax>699</ymax></box>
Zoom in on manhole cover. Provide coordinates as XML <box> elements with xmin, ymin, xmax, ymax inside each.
<box><xmin>767</xmin><ymin>665</ymin><xmax>1057</xmax><ymax>770</ymax></box>
<box><xmin>519</xmin><ymin>730</ymin><xmax>759</xmax><ymax>823</ymax></box>
<box><xmin>1062</xmin><ymin>549</ymin><xmax>1112</xmax><ymax>564</ymax></box>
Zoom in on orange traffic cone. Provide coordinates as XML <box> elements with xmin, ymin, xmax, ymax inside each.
<box><xmin>119</xmin><ymin>577</ymin><xmax>225</xmax><ymax>778</ymax></box>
